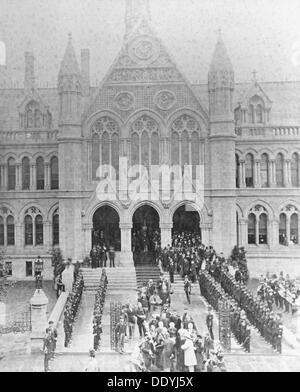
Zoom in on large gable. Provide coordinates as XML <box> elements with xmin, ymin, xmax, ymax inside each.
<box><xmin>83</xmin><ymin>18</ymin><xmax>208</xmax><ymax>126</ymax></box>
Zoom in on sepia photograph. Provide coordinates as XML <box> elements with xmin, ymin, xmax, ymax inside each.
<box><xmin>0</xmin><ymin>0</ymin><xmax>300</xmax><ymax>375</ymax></box>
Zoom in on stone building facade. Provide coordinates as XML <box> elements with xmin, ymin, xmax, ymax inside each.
<box><xmin>0</xmin><ymin>0</ymin><xmax>300</xmax><ymax>279</ymax></box>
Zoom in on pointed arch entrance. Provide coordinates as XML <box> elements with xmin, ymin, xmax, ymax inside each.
<box><xmin>92</xmin><ymin>205</ymin><xmax>121</xmax><ymax>250</ymax></box>
<box><xmin>172</xmin><ymin>204</ymin><xmax>201</xmax><ymax>236</ymax></box>
<box><xmin>132</xmin><ymin>205</ymin><xmax>160</xmax><ymax>259</ymax></box>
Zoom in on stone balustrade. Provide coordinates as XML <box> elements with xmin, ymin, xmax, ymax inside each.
<box><xmin>0</xmin><ymin>129</ymin><xmax>59</xmax><ymax>143</ymax></box>
<box><xmin>235</xmin><ymin>126</ymin><xmax>300</xmax><ymax>138</ymax></box>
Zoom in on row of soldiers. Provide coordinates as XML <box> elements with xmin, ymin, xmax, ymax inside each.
<box><xmin>93</xmin><ymin>270</ymin><xmax>108</xmax><ymax>351</ymax></box>
<box><xmin>209</xmin><ymin>266</ymin><xmax>283</xmax><ymax>353</ymax></box>
<box><xmin>199</xmin><ymin>271</ymin><xmax>251</xmax><ymax>353</ymax></box>
<box><xmin>63</xmin><ymin>274</ymin><xmax>84</xmax><ymax>347</ymax></box>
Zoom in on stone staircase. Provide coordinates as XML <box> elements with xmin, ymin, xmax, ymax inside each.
<box><xmin>135</xmin><ymin>264</ymin><xmax>161</xmax><ymax>288</ymax></box>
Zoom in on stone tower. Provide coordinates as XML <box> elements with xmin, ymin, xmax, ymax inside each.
<box><xmin>208</xmin><ymin>32</ymin><xmax>237</xmax><ymax>256</ymax></box>
<box><xmin>57</xmin><ymin>34</ymin><xmax>83</xmax><ymax>260</ymax></box>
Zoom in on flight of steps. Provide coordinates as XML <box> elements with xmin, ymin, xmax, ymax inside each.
<box><xmin>81</xmin><ymin>268</ymin><xmax>104</xmax><ymax>291</ymax></box>
<box><xmin>135</xmin><ymin>263</ymin><xmax>161</xmax><ymax>288</ymax></box>
<box><xmin>162</xmin><ymin>271</ymin><xmax>198</xmax><ymax>292</ymax></box>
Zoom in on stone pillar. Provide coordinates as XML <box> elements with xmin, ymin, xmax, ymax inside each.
<box><xmin>270</xmin><ymin>219</ymin><xmax>279</xmax><ymax>249</ymax></box>
<box><xmin>269</xmin><ymin>160</ymin><xmax>276</xmax><ymax>187</ymax></box>
<box><xmin>30</xmin><ymin>164</ymin><xmax>36</xmax><ymax>190</ymax></box>
<box><xmin>15</xmin><ymin>163</ymin><xmax>21</xmax><ymax>190</ymax></box>
<box><xmin>201</xmin><ymin>223</ymin><xmax>212</xmax><ymax>246</ymax></box>
<box><xmin>30</xmin><ymin>289</ymin><xmax>48</xmax><ymax>353</ymax></box>
<box><xmin>0</xmin><ymin>302</ymin><xmax>6</xmax><ymax>326</ymax></box>
<box><xmin>44</xmin><ymin>221</ymin><xmax>51</xmax><ymax>248</ymax></box>
<box><xmin>160</xmin><ymin>223</ymin><xmax>172</xmax><ymax>248</ymax></box>
<box><xmin>285</xmin><ymin>159</ymin><xmax>291</xmax><ymax>187</ymax></box>
<box><xmin>45</xmin><ymin>163</ymin><xmax>50</xmax><ymax>190</ymax></box>
<box><xmin>83</xmin><ymin>224</ymin><xmax>92</xmax><ymax>256</ymax></box>
<box><xmin>0</xmin><ymin>164</ymin><xmax>5</xmax><ymax>190</ymax></box>
<box><xmin>254</xmin><ymin>159</ymin><xmax>261</xmax><ymax>187</ymax></box>
<box><xmin>239</xmin><ymin>160</ymin><xmax>245</xmax><ymax>188</ymax></box>
<box><xmin>15</xmin><ymin>223</ymin><xmax>23</xmax><ymax>248</ymax></box>
<box><xmin>62</xmin><ymin>264</ymin><xmax>74</xmax><ymax>293</ymax></box>
<box><xmin>119</xmin><ymin>223</ymin><xmax>134</xmax><ymax>267</ymax></box>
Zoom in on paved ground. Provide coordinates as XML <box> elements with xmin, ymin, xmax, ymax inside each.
<box><xmin>1</xmin><ymin>274</ymin><xmax>300</xmax><ymax>372</ymax></box>
<box><xmin>4</xmin><ymin>280</ymin><xmax>57</xmax><ymax>317</ymax></box>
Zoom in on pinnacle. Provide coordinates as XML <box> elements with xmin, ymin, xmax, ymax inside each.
<box><xmin>209</xmin><ymin>31</ymin><xmax>233</xmax><ymax>72</ymax></box>
<box><xmin>58</xmin><ymin>34</ymin><xmax>80</xmax><ymax>78</ymax></box>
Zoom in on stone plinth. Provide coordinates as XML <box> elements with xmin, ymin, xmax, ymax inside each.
<box><xmin>119</xmin><ymin>251</ymin><xmax>134</xmax><ymax>267</ymax></box>
<box><xmin>0</xmin><ymin>301</ymin><xmax>6</xmax><ymax>326</ymax></box>
<box><xmin>30</xmin><ymin>289</ymin><xmax>48</xmax><ymax>353</ymax></box>
<box><xmin>62</xmin><ymin>264</ymin><xmax>74</xmax><ymax>293</ymax></box>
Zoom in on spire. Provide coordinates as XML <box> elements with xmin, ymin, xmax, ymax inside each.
<box><xmin>125</xmin><ymin>0</ymin><xmax>151</xmax><ymax>38</ymax></box>
<box><xmin>209</xmin><ymin>31</ymin><xmax>233</xmax><ymax>73</ymax></box>
<box><xmin>58</xmin><ymin>33</ymin><xmax>80</xmax><ymax>78</ymax></box>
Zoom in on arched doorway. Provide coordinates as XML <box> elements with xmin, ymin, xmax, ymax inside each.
<box><xmin>172</xmin><ymin>204</ymin><xmax>201</xmax><ymax>236</ymax></box>
<box><xmin>92</xmin><ymin>206</ymin><xmax>121</xmax><ymax>251</ymax></box>
<box><xmin>132</xmin><ymin>205</ymin><xmax>160</xmax><ymax>259</ymax></box>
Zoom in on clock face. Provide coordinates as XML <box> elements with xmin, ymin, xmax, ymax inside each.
<box><xmin>129</xmin><ymin>36</ymin><xmax>159</xmax><ymax>64</ymax></box>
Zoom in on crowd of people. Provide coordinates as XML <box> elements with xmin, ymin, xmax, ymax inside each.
<box><xmin>93</xmin><ymin>270</ymin><xmax>108</xmax><ymax>351</ymax></box>
<box><xmin>207</xmin><ymin>264</ymin><xmax>283</xmax><ymax>353</ymax></box>
<box><xmin>115</xmin><ymin>297</ymin><xmax>226</xmax><ymax>372</ymax></box>
<box><xmin>257</xmin><ymin>272</ymin><xmax>300</xmax><ymax>314</ymax></box>
<box><xmin>156</xmin><ymin>232</ymin><xmax>248</xmax><ymax>287</ymax></box>
<box><xmin>89</xmin><ymin>244</ymin><xmax>116</xmax><ymax>268</ymax></box>
<box><xmin>63</xmin><ymin>273</ymin><xmax>84</xmax><ymax>348</ymax></box>
<box><xmin>199</xmin><ymin>271</ymin><xmax>251</xmax><ymax>352</ymax></box>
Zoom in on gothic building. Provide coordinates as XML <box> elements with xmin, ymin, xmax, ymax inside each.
<box><xmin>0</xmin><ymin>0</ymin><xmax>300</xmax><ymax>279</ymax></box>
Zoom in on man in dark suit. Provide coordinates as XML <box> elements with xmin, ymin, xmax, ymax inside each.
<box><xmin>206</xmin><ymin>306</ymin><xmax>214</xmax><ymax>340</ymax></box>
<box><xmin>168</xmin><ymin>260</ymin><xmax>175</xmax><ymax>284</ymax></box>
<box><xmin>109</xmin><ymin>246</ymin><xmax>115</xmax><ymax>268</ymax></box>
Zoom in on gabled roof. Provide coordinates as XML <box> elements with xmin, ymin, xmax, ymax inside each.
<box><xmin>238</xmin><ymin>81</ymin><xmax>272</xmax><ymax>110</ymax></box>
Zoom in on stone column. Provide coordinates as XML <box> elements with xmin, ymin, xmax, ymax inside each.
<box><xmin>83</xmin><ymin>224</ymin><xmax>92</xmax><ymax>256</ymax></box>
<box><xmin>30</xmin><ymin>164</ymin><xmax>36</xmax><ymax>190</ymax></box>
<box><xmin>239</xmin><ymin>219</ymin><xmax>248</xmax><ymax>247</ymax></box>
<box><xmin>255</xmin><ymin>217</ymin><xmax>259</xmax><ymax>245</ymax></box>
<box><xmin>160</xmin><ymin>223</ymin><xmax>172</xmax><ymax>248</ymax></box>
<box><xmin>0</xmin><ymin>164</ymin><xmax>5</xmax><ymax>190</ymax></box>
<box><xmin>239</xmin><ymin>160</ymin><xmax>246</xmax><ymax>188</ymax></box>
<box><xmin>30</xmin><ymin>289</ymin><xmax>49</xmax><ymax>353</ymax></box>
<box><xmin>201</xmin><ymin>223</ymin><xmax>212</xmax><ymax>246</ymax></box>
<box><xmin>269</xmin><ymin>160</ymin><xmax>276</xmax><ymax>187</ymax></box>
<box><xmin>45</xmin><ymin>163</ymin><xmax>50</xmax><ymax>190</ymax></box>
<box><xmin>62</xmin><ymin>264</ymin><xmax>74</xmax><ymax>293</ymax></box>
<box><xmin>15</xmin><ymin>163</ymin><xmax>21</xmax><ymax>190</ymax></box>
<box><xmin>15</xmin><ymin>223</ymin><xmax>23</xmax><ymax>248</ymax></box>
<box><xmin>254</xmin><ymin>159</ymin><xmax>261</xmax><ymax>187</ymax></box>
<box><xmin>119</xmin><ymin>223</ymin><xmax>134</xmax><ymax>267</ymax></box>
<box><xmin>285</xmin><ymin>159</ymin><xmax>291</xmax><ymax>187</ymax></box>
